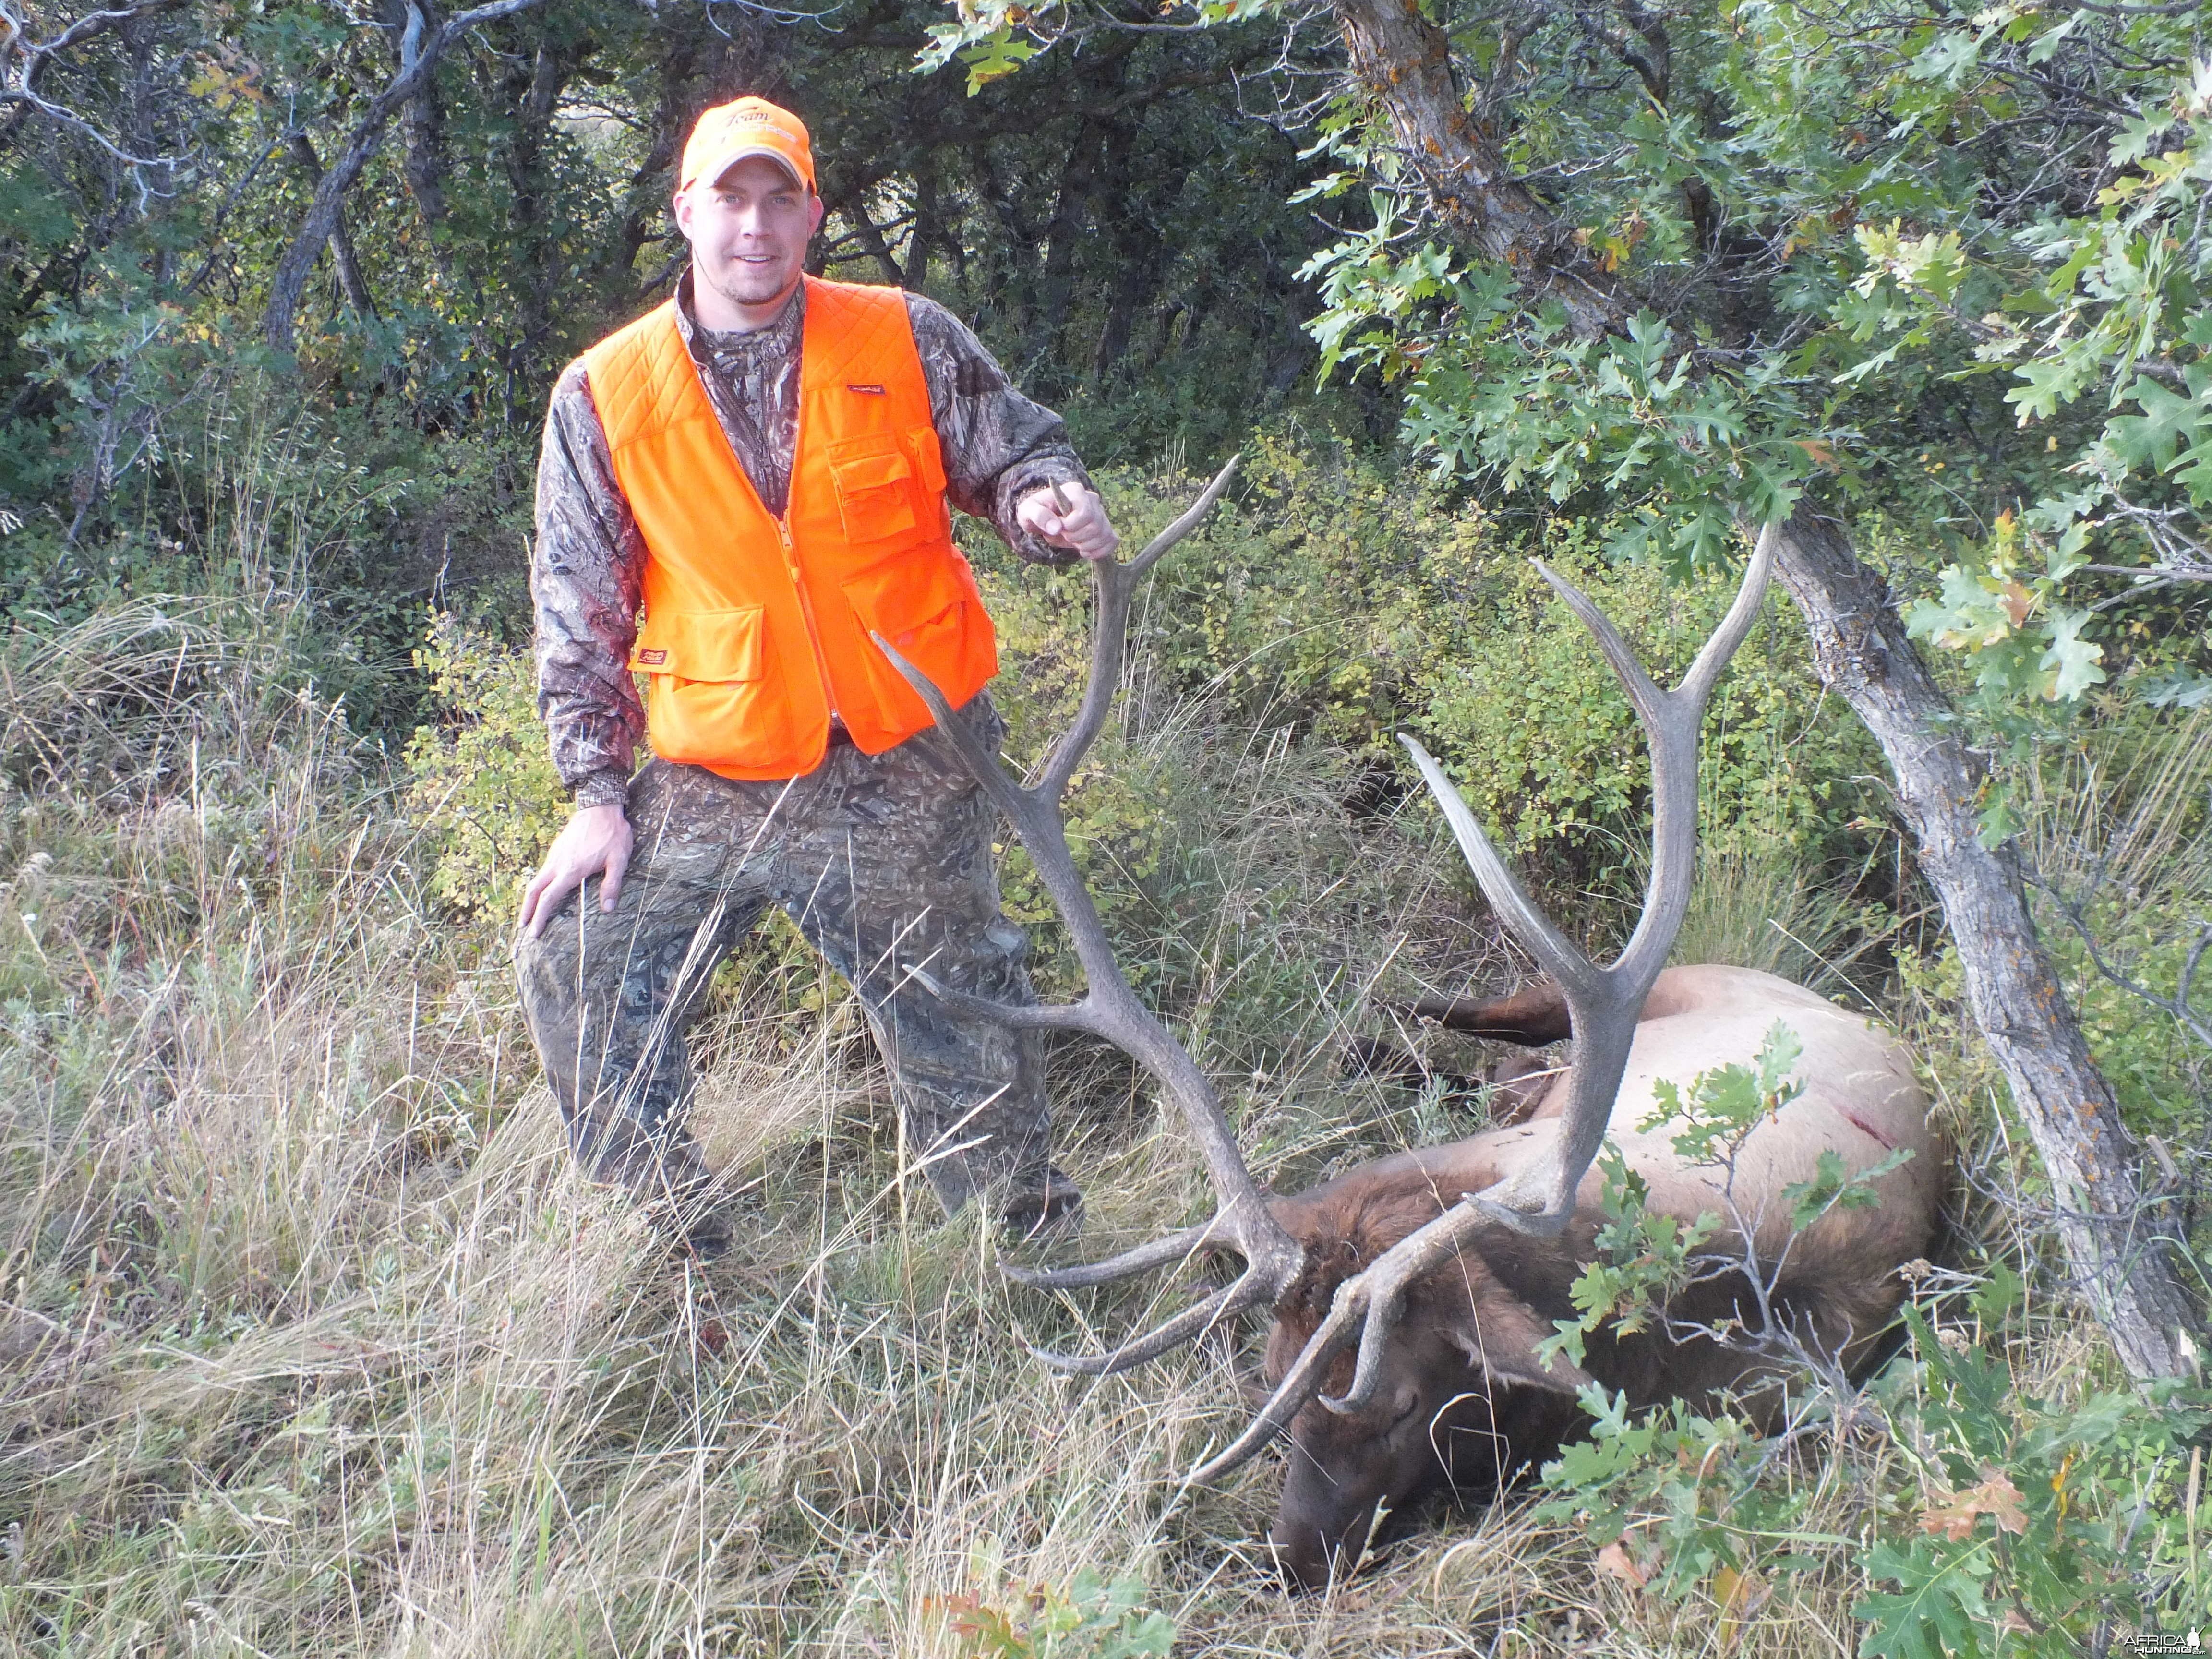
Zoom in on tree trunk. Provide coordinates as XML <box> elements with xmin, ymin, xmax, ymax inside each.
<box><xmin>395</xmin><ymin>0</ymin><xmax>450</xmax><ymax>233</ymax></box>
<box><xmin>265</xmin><ymin>0</ymin><xmax>547</xmax><ymax>352</ymax></box>
<box><xmin>907</xmin><ymin>156</ymin><xmax>942</xmax><ymax>293</ymax></box>
<box><xmin>1327</xmin><ymin>0</ymin><xmax>1624</xmax><ymax>336</ymax></box>
<box><xmin>1087</xmin><ymin>121</ymin><xmax>1159</xmax><ymax>385</ymax></box>
<box><xmin>499</xmin><ymin>35</ymin><xmax>571</xmax><ymax>417</ymax></box>
<box><xmin>287</xmin><ymin>134</ymin><xmax>379</xmax><ymax>319</ymax></box>
<box><xmin>1034</xmin><ymin>116</ymin><xmax>1105</xmax><ymax>389</ymax></box>
<box><xmin>609</xmin><ymin>36</ymin><xmax>695</xmax><ymax>297</ymax></box>
<box><xmin>832</xmin><ymin>182</ymin><xmax>907</xmax><ymax>286</ymax></box>
<box><xmin>973</xmin><ymin>143</ymin><xmax>1042</xmax><ymax>339</ymax></box>
<box><xmin>1768</xmin><ymin>504</ymin><xmax>2201</xmax><ymax>1379</ymax></box>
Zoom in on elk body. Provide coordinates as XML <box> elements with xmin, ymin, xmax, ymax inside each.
<box><xmin>1263</xmin><ymin>962</ymin><xmax>1941</xmax><ymax>1586</ymax></box>
<box><xmin>871</xmin><ymin>470</ymin><xmax>1944</xmax><ymax>1593</ymax></box>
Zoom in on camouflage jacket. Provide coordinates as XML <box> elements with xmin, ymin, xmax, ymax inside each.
<box><xmin>532</xmin><ymin>273</ymin><xmax>1091</xmax><ymax>807</ymax></box>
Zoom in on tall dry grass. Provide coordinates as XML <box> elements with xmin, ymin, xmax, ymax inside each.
<box><xmin>4</xmin><ymin>475</ymin><xmax>2199</xmax><ymax>1657</ymax></box>
<box><xmin>0</xmin><ymin>639</ymin><xmax>1888</xmax><ymax>1656</ymax></box>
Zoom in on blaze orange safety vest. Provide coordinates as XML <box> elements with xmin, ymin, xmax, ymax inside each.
<box><xmin>579</xmin><ymin>276</ymin><xmax>998</xmax><ymax>781</ymax></box>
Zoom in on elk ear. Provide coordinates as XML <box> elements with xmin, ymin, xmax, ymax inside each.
<box><xmin>1444</xmin><ymin>1286</ymin><xmax>1593</xmax><ymax>1395</ymax></box>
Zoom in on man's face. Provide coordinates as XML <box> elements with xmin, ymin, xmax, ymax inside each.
<box><xmin>673</xmin><ymin>155</ymin><xmax>824</xmax><ymax>322</ymax></box>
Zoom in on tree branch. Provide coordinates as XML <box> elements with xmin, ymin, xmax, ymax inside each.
<box><xmin>0</xmin><ymin>0</ymin><xmax>188</xmax><ymax>169</ymax></box>
<box><xmin>287</xmin><ymin>132</ymin><xmax>379</xmax><ymax>319</ymax></box>
<box><xmin>263</xmin><ymin>0</ymin><xmax>547</xmax><ymax>352</ymax></box>
<box><xmin>1325</xmin><ymin>0</ymin><xmax>1633</xmax><ymax>336</ymax></box>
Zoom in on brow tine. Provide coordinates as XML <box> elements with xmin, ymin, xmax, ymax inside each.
<box><xmin>1000</xmin><ymin>1221</ymin><xmax>1221</xmax><ymax>1290</ymax></box>
<box><xmin>1027</xmin><ymin>1271</ymin><xmax>1270</xmax><ymax>1376</ymax></box>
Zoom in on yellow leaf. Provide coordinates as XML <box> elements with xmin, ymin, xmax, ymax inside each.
<box><xmin>1714</xmin><ymin>1563</ymin><xmax>1769</xmax><ymax>1614</ymax></box>
<box><xmin>1713</xmin><ymin>1564</ymin><xmax>1771</xmax><ymax>1652</ymax></box>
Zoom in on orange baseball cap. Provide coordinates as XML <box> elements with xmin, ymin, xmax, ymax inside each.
<box><xmin>680</xmin><ymin>96</ymin><xmax>816</xmax><ymax>195</ymax></box>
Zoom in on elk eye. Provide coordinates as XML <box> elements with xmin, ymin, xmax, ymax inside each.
<box><xmin>1388</xmin><ymin>1389</ymin><xmax>1421</xmax><ymax>1430</ymax></box>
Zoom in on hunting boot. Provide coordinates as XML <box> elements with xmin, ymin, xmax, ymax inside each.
<box><xmin>998</xmin><ymin>1165</ymin><xmax>1085</xmax><ymax>1241</ymax></box>
<box><xmin>570</xmin><ymin>1106</ymin><xmax>733</xmax><ymax>1261</ymax></box>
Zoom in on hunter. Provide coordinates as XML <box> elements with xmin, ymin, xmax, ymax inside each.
<box><xmin>515</xmin><ymin>96</ymin><xmax>1117</xmax><ymax>1256</ymax></box>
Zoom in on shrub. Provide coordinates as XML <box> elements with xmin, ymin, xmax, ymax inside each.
<box><xmin>933</xmin><ymin>1561</ymin><xmax>1177</xmax><ymax>1659</ymax></box>
<box><xmin>1540</xmin><ymin>1284</ymin><xmax>2212</xmax><ymax>1656</ymax></box>
<box><xmin>403</xmin><ymin>611</ymin><xmax>567</xmax><ymax>924</ymax></box>
<box><xmin>969</xmin><ymin>434</ymin><xmax>1891</xmax><ymax>918</ymax></box>
<box><xmin>1852</xmin><ymin>1309</ymin><xmax>2208</xmax><ymax>1659</ymax></box>
<box><xmin>1411</xmin><ymin>529</ymin><xmax>1884</xmax><ymax>890</ymax></box>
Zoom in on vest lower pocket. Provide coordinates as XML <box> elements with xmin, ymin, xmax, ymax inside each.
<box><xmin>839</xmin><ymin>553</ymin><xmax>997</xmax><ymax>735</ymax></box>
<box><xmin>840</xmin><ymin>551</ymin><xmax>976</xmax><ymax>655</ymax></box>
<box><xmin>631</xmin><ymin>605</ymin><xmax>766</xmax><ymax>680</ymax></box>
<box><xmin>632</xmin><ymin>605</ymin><xmax>805</xmax><ymax>769</ymax></box>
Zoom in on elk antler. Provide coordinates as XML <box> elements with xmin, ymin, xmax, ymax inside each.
<box><xmin>870</xmin><ymin>456</ymin><xmax>1308</xmax><ymax>1373</ymax></box>
<box><xmin>1188</xmin><ymin>523</ymin><xmax>1779</xmax><ymax>1481</ymax></box>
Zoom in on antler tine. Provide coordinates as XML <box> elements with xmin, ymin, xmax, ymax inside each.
<box><xmin>1036</xmin><ymin>455</ymin><xmax>1241</xmax><ymax>801</ymax></box>
<box><xmin>1390</xmin><ymin>530</ymin><xmax>1777</xmax><ymax>1248</ymax></box>
<box><xmin>1000</xmin><ymin>1220</ymin><xmax>1219</xmax><ymax>1290</ymax></box>
<box><xmin>1028</xmin><ymin>1268</ymin><xmax>1276</xmax><ymax>1375</ymax></box>
<box><xmin>1317</xmin><ymin>1198</ymin><xmax>1497</xmax><ymax>1410</ymax></box>
<box><xmin>1612</xmin><ymin>525</ymin><xmax>1777</xmax><ymax>984</ymax></box>
<box><xmin>1127</xmin><ymin>453</ymin><xmax>1243</xmax><ymax>578</ymax></box>
<box><xmin>1399</xmin><ymin>737</ymin><xmax>1599</xmax><ymax>1002</ymax></box>
<box><xmin>1680</xmin><ymin>521</ymin><xmax>1781</xmax><ymax>707</ymax></box>
<box><xmin>1192</xmin><ymin>1204</ymin><xmax>1515</xmax><ymax>1458</ymax></box>
<box><xmin>1530</xmin><ymin>561</ymin><xmax>1671</xmax><ymax>736</ymax></box>
<box><xmin>871</xmin><ymin>458</ymin><xmax>1306</xmax><ymax>1368</ymax></box>
<box><xmin>900</xmin><ymin>964</ymin><xmax>1107</xmax><ymax>1036</ymax></box>
<box><xmin>874</xmin><ymin>631</ymin><xmax>1053</xmax><ymax>834</ymax></box>
<box><xmin>1183</xmin><ymin>1286</ymin><xmax>1369</xmax><ymax>1481</ymax></box>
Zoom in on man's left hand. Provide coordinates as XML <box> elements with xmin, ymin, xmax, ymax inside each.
<box><xmin>1017</xmin><ymin>482</ymin><xmax>1120</xmax><ymax>562</ymax></box>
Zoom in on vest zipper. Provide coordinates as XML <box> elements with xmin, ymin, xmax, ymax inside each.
<box><xmin>780</xmin><ymin>513</ymin><xmax>841</xmax><ymax>723</ymax></box>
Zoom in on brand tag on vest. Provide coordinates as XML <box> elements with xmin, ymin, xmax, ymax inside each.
<box><xmin>639</xmin><ymin>648</ymin><xmax>667</xmax><ymax>665</ymax></box>
<box><xmin>846</xmin><ymin>383</ymin><xmax>886</xmax><ymax>395</ymax></box>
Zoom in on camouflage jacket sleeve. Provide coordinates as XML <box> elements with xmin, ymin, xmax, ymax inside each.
<box><xmin>903</xmin><ymin>293</ymin><xmax>1090</xmax><ymax>567</ymax></box>
<box><xmin>531</xmin><ymin>359</ymin><xmax>646</xmax><ymax>809</ymax></box>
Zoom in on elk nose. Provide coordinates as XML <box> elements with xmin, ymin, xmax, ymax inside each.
<box><xmin>1267</xmin><ymin>1525</ymin><xmax>1342</xmax><ymax>1593</ymax></box>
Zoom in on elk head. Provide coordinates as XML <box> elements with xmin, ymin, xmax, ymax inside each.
<box><xmin>1260</xmin><ymin>1197</ymin><xmax>1597</xmax><ymax>1586</ymax></box>
<box><xmin>873</xmin><ymin>469</ymin><xmax>1777</xmax><ymax>1586</ymax></box>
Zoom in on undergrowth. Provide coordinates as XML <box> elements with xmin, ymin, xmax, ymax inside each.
<box><xmin>3</xmin><ymin>442</ymin><xmax>2211</xmax><ymax>1656</ymax></box>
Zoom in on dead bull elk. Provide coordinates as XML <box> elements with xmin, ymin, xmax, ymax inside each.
<box><xmin>872</xmin><ymin>467</ymin><xmax>1943</xmax><ymax>1588</ymax></box>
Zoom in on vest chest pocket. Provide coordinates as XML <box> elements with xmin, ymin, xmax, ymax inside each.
<box><xmin>825</xmin><ymin>433</ymin><xmax>922</xmax><ymax>545</ymax></box>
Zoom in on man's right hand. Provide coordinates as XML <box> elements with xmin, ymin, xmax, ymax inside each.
<box><xmin>520</xmin><ymin>802</ymin><xmax>636</xmax><ymax>938</ymax></box>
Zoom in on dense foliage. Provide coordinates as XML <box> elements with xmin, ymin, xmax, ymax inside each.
<box><xmin>1</xmin><ymin>0</ymin><xmax>1353</xmax><ymax>667</ymax></box>
<box><xmin>936</xmin><ymin>0</ymin><xmax>2212</xmax><ymax>717</ymax></box>
<box><xmin>1289</xmin><ymin>0</ymin><xmax>2212</xmax><ymax>769</ymax></box>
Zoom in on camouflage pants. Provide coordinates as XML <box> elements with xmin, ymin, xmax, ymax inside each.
<box><xmin>514</xmin><ymin>695</ymin><xmax>1053</xmax><ymax>1215</ymax></box>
